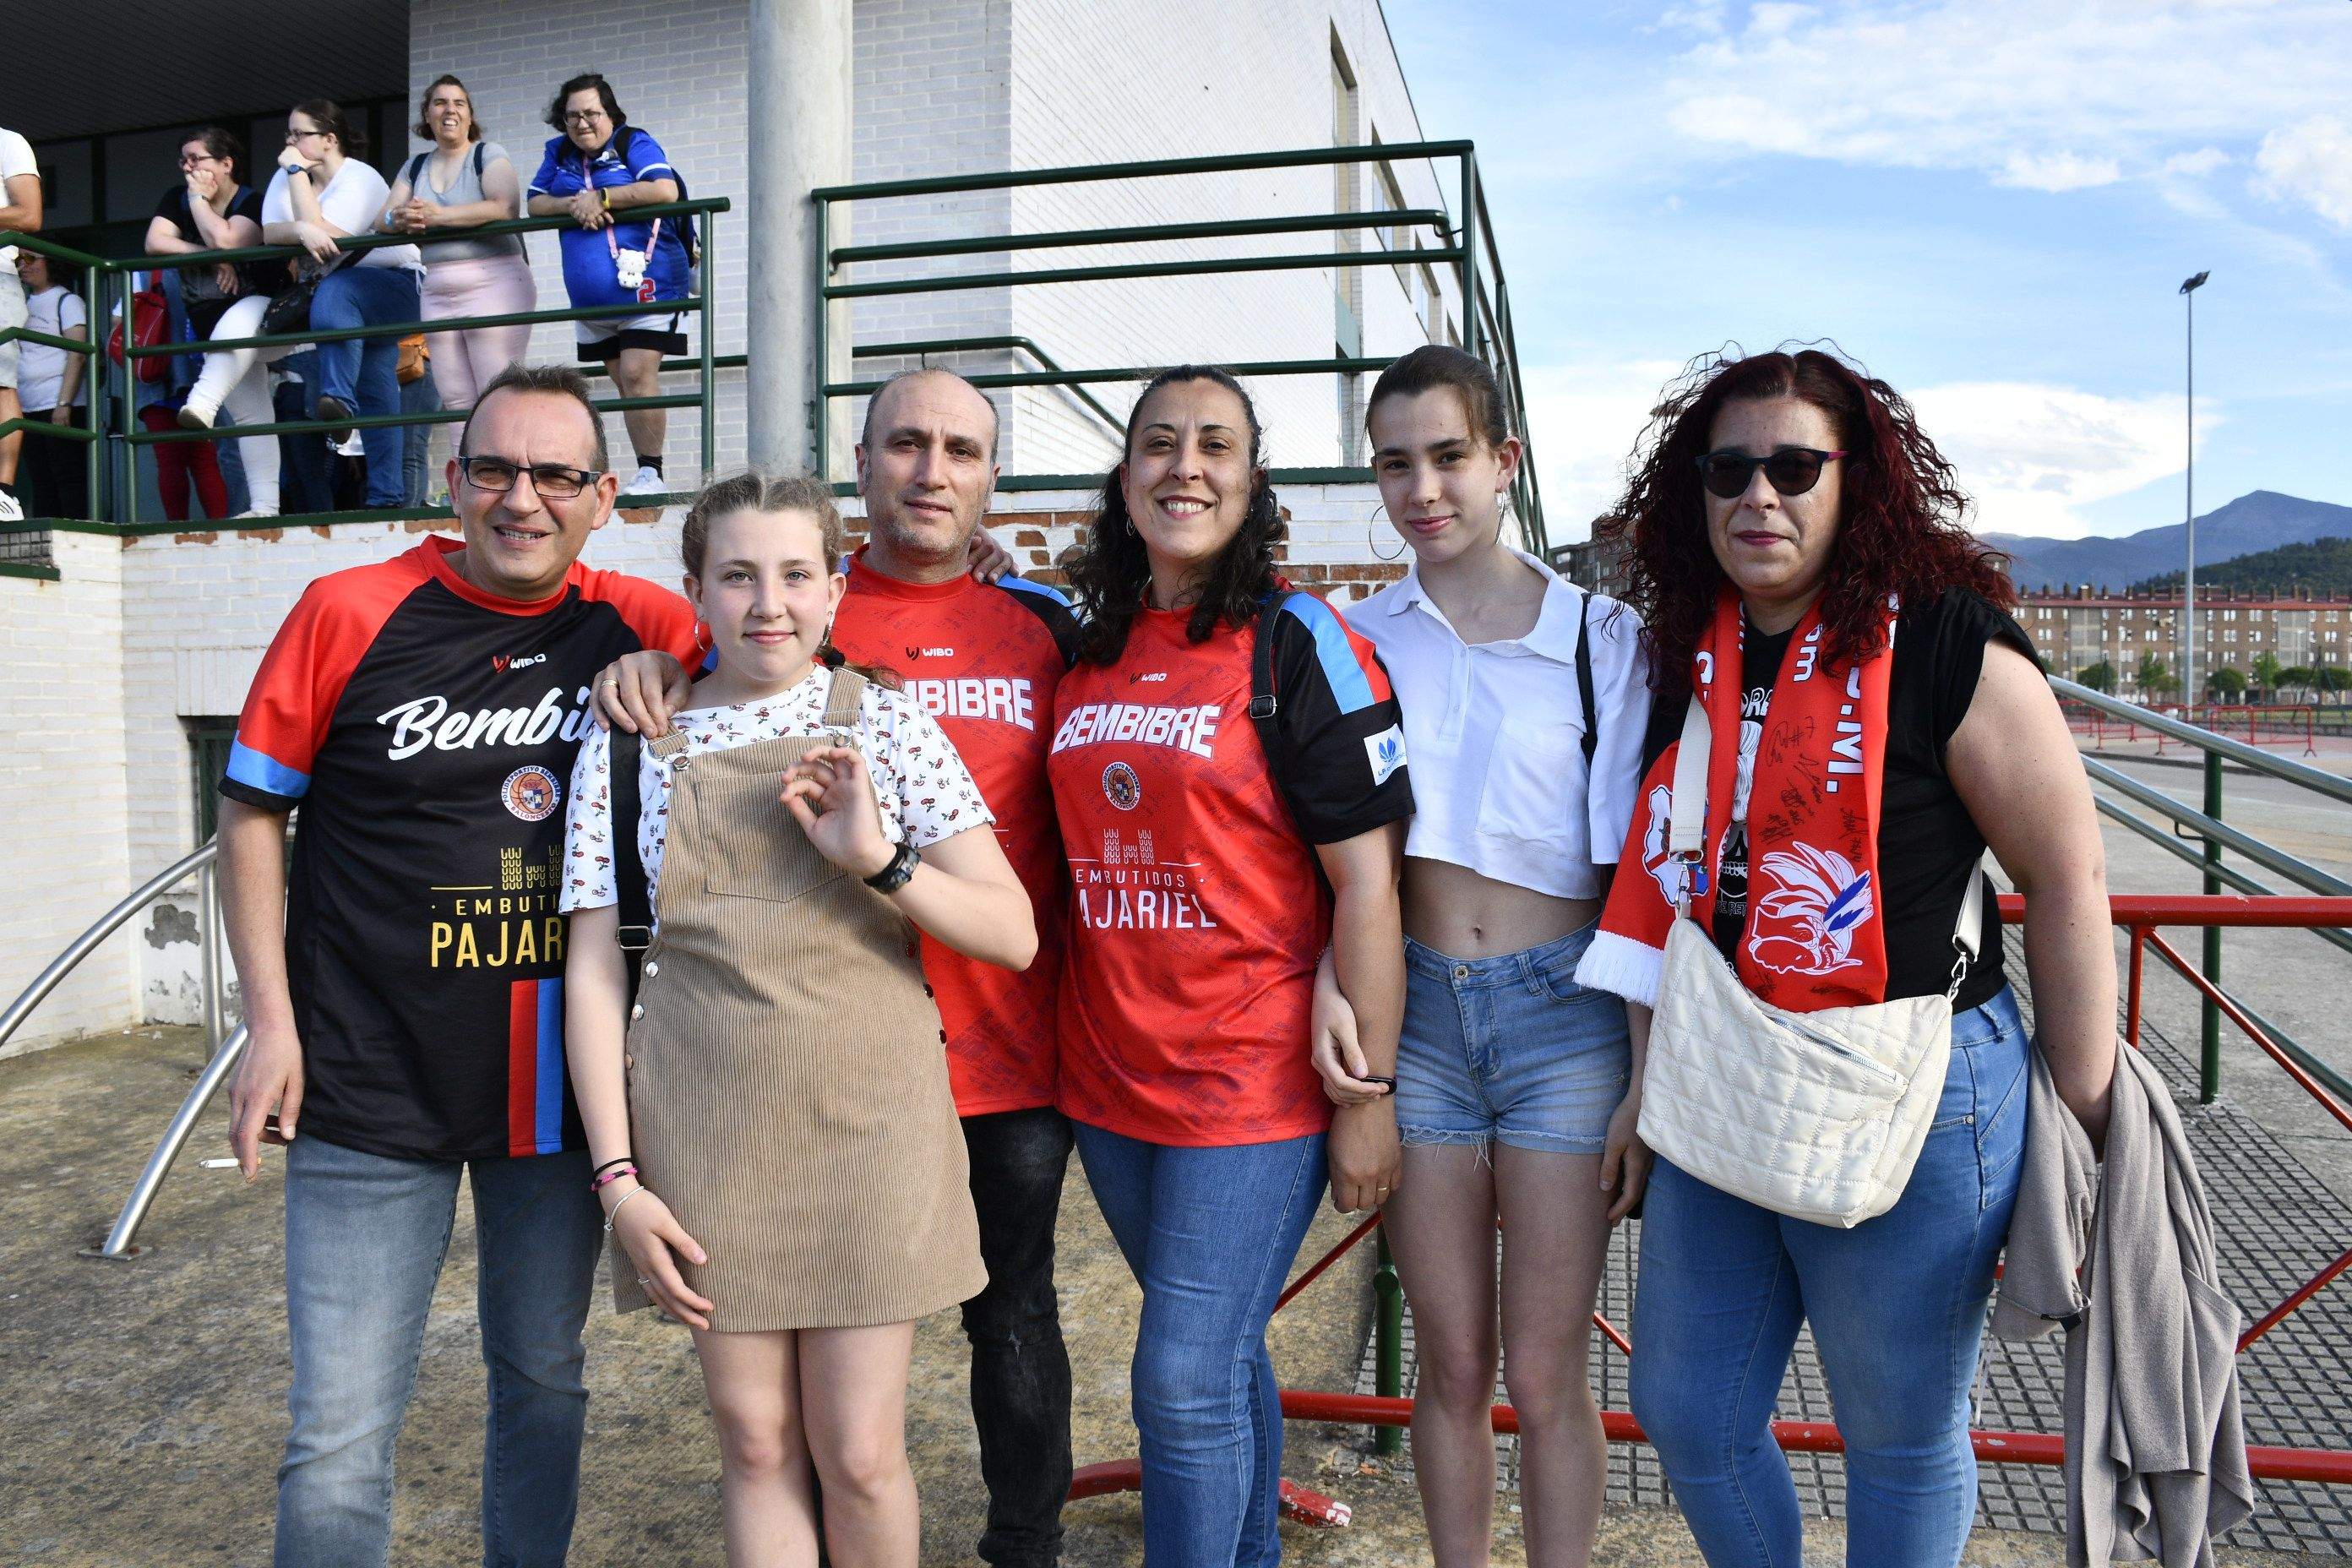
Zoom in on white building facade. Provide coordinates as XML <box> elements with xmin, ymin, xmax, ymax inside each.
<box><xmin>2</xmin><ymin>0</ymin><xmax>1512</xmax><ymax>1051</ymax></box>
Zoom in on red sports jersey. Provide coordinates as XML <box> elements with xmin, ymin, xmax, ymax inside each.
<box><xmin>222</xmin><ymin>538</ymin><xmax>700</xmax><ymax>1162</ymax></box>
<box><xmin>1048</xmin><ymin>595</ymin><xmax>1413</xmax><ymax>1146</ymax></box>
<box><xmin>830</xmin><ymin>550</ymin><xmax>1080</xmax><ymax>1115</ymax></box>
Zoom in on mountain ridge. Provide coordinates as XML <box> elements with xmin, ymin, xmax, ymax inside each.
<box><xmin>1984</xmin><ymin>492</ymin><xmax>2352</xmax><ymax>593</ymax></box>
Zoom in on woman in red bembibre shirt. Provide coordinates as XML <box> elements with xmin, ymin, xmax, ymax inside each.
<box><xmin>1048</xmin><ymin>365</ymin><xmax>1413</xmax><ymax>1565</ymax></box>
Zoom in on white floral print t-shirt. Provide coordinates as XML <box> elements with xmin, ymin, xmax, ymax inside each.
<box><xmin>560</xmin><ymin>667</ymin><xmax>993</xmax><ymax>917</ymax></box>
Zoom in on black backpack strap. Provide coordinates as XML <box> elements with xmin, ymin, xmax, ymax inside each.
<box><xmin>404</xmin><ymin>151</ymin><xmax>428</xmax><ymax>189</ymax></box>
<box><xmin>611</xmin><ymin>727</ymin><xmax>652</xmax><ymax>1002</ymax></box>
<box><xmin>1248</xmin><ymin>591</ymin><xmax>1288</xmax><ymax>768</ymax></box>
<box><xmin>1575</xmin><ymin>588</ymin><xmax>1598</xmax><ymax>770</ymax></box>
<box><xmin>472</xmin><ymin>141</ymin><xmax>487</xmax><ymax>181</ymax></box>
<box><xmin>1250</xmin><ymin>591</ymin><xmax>1319</xmax><ymax>843</ymax></box>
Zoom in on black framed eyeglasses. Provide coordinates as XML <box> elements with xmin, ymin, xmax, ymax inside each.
<box><xmin>1695</xmin><ymin>447</ymin><xmax>1848</xmax><ymax>500</ymax></box>
<box><xmin>458</xmin><ymin>456</ymin><xmax>600</xmax><ymax>498</ymax></box>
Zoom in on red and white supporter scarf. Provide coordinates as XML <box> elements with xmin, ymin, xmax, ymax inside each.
<box><xmin>1580</xmin><ymin>587</ymin><xmax>1898</xmax><ymax>1013</ymax></box>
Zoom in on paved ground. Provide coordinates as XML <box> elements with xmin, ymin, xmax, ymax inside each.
<box><xmin>6</xmin><ymin>776</ymin><xmax>2349</xmax><ymax>1565</ymax></box>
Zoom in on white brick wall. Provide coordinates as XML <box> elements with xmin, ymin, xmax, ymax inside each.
<box><xmin>8</xmin><ymin>0</ymin><xmax>1473</xmax><ymax>1050</ymax></box>
<box><xmin>0</xmin><ymin>534</ymin><xmax>137</xmax><ymax>1055</ymax></box>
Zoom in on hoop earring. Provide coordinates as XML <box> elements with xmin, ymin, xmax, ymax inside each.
<box><xmin>1368</xmin><ymin>504</ymin><xmax>1406</xmax><ymax>564</ymax></box>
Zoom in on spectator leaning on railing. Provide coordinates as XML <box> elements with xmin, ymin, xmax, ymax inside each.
<box><xmin>263</xmin><ymin>99</ymin><xmax>423</xmax><ymax>512</ymax></box>
<box><xmin>150</xmin><ymin>127</ymin><xmax>281</xmax><ymax>519</ymax></box>
<box><xmin>0</xmin><ymin>119</ymin><xmax>43</xmax><ymax>524</ymax></box>
<box><xmin>14</xmin><ymin>251</ymin><xmax>86</xmax><ymax>520</ymax></box>
<box><xmin>383</xmin><ymin>74</ymin><xmax>535</xmax><ymax>484</ymax></box>
<box><xmin>526</xmin><ymin>72</ymin><xmax>690</xmax><ymax>500</ymax></box>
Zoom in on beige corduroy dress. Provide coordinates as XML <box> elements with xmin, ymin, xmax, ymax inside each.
<box><xmin>614</xmin><ymin>669</ymin><xmax>987</xmax><ymax>1331</ymax></box>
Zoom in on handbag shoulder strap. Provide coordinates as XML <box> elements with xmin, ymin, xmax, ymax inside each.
<box><xmin>1668</xmin><ymin>695</ymin><xmax>1711</xmax><ymax>859</ymax></box>
<box><xmin>612</xmin><ymin>727</ymin><xmax>653</xmax><ymax>1003</ymax></box>
<box><xmin>1574</xmin><ymin>590</ymin><xmax>1598</xmax><ymax>770</ymax></box>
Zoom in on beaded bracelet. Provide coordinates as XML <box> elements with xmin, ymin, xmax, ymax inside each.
<box><xmin>590</xmin><ymin>1163</ymin><xmax>639</xmax><ymax>1194</ymax></box>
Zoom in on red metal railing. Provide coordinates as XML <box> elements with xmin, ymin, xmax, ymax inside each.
<box><xmin>1067</xmin><ymin>891</ymin><xmax>2352</xmax><ymax>1523</ymax></box>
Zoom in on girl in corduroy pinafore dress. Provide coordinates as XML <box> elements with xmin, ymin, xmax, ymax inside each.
<box><xmin>561</xmin><ymin>472</ymin><xmax>1035</xmax><ymax>1565</ymax></box>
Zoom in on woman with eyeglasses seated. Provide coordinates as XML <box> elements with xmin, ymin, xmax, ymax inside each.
<box><xmin>525</xmin><ymin>72</ymin><xmax>692</xmax><ymax>501</ymax></box>
<box><xmin>145</xmin><ymin>127</ymin><xmax>280</xmax><ymax>517</ymax></box>
<box><xmin>1571</xmin><ymin>346</ymin><xmax>2117</xmax><ymax>1567</ymax></box>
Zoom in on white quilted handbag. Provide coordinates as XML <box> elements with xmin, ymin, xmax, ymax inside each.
<box><xmin>1636</xmin><ymin>699</ymin><xmax>1984</xmax><ymax>1228</ymax></box>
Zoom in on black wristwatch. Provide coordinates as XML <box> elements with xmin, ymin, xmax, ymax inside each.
<box><xmin>863</xmin><ymin>841</ymin><xmax>920</xmax><ymax>894</ymax></box>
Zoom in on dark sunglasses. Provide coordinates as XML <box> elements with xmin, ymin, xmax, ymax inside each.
<box><xmin>1695</xmin><ymin>447</ymin><xmax>1848</xmax><ymax>500</ymax></box>
<box><xmin>458</xmin><ymin>456</ymin><xmax>600</xmax><ymax>499</ymax></box>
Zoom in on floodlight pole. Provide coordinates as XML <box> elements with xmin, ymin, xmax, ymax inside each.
<box><xmin>2180</xmin><ymin>270</ymin><xmax>2209</xmax><ymax>714</ymax></box>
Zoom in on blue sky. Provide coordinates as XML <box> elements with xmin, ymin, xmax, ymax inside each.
<box><xmin>1380</xmin><ymin>0</ymin><xmax>2352</xmax><ymax>542</ymax></box>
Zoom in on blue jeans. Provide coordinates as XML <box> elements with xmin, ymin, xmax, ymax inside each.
<box><xmin>401</xmin><ymin>370</ymin><xmax>443</xmax><ymax>506</ymax></box>
<box><xmin>1397</xmin><ymin>922</ymin><xmax>1631</xmax><ymax>1155</ymax></box>
<box><xmin>1628</xmin><ymin>986</ymin><xmax>2030</xmax><ymax>1568</ymax></box>
<box><xmin>275</xmin><ymin>352</ymin><xmax>335</xmax><ymax>516</ymax></box>
<box><xmin>1072</xmin><ymin>1122</ymin><xmax>1329</xmax><ymax>1568</ymax></box>
<box><xmin>275</xmin><ymin>1134</ymin><xmax>602</xmax><ymax>1568</ymax></box>
<box><xmin>311</xmin><ymin>266</ymin><xmax>420</xmax><ymax>507</ymax></box>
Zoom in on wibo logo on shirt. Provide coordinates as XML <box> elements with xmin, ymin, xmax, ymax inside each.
<box><xmin>491</xmin><ymin>652</ymin><xmax>548</xmax><ymax>673</ymax></box>
<box><xmin>1363</xmin><ymin>724</ymin><xmax>1406</xmax><ymax>787</ymax></box>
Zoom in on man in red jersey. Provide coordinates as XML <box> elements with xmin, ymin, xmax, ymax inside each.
<box><xmin>596</xmin><ymin>368</ymin><xmax>1081</xmax><ymax>1567</ymax></box>
<box><xmin>218</xmin><ymin>364</ymin><xmax>703</xmax><ymax>1568</ymax></box>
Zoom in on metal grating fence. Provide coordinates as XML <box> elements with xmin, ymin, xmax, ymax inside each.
<box><xmin>1353</xmin><ymin>928</ymin><xmax>2352</xmax><ymax>1553</ymax></box>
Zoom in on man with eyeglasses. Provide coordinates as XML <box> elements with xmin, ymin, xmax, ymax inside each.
<box><xmin>218</xmin><ymin>362</ymin><xmax>700</xmax><ymax>1567</ymax></box>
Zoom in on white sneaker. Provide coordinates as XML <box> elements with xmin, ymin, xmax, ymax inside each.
<box><xmin>233</xmin><ymin>507</ymin><xmax>280</xmax><ymax>520</ymax></box>
<box><xmin>177</xmin><ymin>401</ymin><xmax>217</xmax><ymax>431</ymax></box>
<box><xmin>0</xmin><ymin>490</ymin><xmax>20</xmax><ymax>522</ymax></box>
<box><xmin>622</xmin><ymin>466</ymin><xmax>665</xmax><ymax>498</ymax></box>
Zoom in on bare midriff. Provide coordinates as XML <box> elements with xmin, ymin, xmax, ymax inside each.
<box><xmin>1401</xmin><ymin>855</ymin><xmax>1603</xmax><ymax>961</ymax></box>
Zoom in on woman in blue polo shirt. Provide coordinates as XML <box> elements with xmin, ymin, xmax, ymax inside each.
<box><xmin>525</xmin><ymin>72</ymin><xmax>692</xmax><ymax>499</ymax></box>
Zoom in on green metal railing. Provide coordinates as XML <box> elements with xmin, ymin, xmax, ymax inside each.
<box><xmin>814</xmin><ymin>140</ymin><xmax>1549</xmax><ymax>552</ymax></box>
<box><xmin>2055</xmin><ymin>678</ymin><xmax>2352</xmax><ymax>1103</ymax></box>
<box><xmin>0</xmin><ymin>196</ymin><xmax>728</xmax><ymax>541</ymax></box>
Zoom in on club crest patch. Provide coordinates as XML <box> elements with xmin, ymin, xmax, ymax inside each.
<box><xmin>1102</xmin><ymin>760</ymin><xmax>1141</xmax><ymax>812</ymax></box>
<box><xmin>502</xmin><ymin>765</ymin><xmax>561</xmax><ymax>823</ymax></box>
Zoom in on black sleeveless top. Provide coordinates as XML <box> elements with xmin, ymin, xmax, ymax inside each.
<box><xmin>1642</xmin><ymin>589</ymin><xmax>2039</xmax><ymax>1012</ymax></box>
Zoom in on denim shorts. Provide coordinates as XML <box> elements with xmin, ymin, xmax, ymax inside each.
<box><xmin>1395</xmin><ymin>922</ymin><xmax>1632</xmax><ymax>1155</ymax></box>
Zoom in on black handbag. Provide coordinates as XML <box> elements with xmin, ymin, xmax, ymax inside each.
<box><xmin>259</xmin><ymin>274</ymin><xmax>319</xmax><ymax>336</ymax></box>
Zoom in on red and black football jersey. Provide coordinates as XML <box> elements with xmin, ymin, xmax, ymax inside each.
<box><xmin>831</xmin><ymin>550</ymin><xmax>1080</xmax><ymax>1116</ymax></box>
<box><xmin>1048</xmin><ymin>594</ymin><xmax>1412</xmax><ymax>1147</ymax></box>
<box><xmin>221</xmin><ymin>538</ymin><xmax>700</xmax><ymax>1162</ymax></box>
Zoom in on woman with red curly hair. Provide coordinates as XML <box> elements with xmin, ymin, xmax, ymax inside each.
<box><xmin>1574</xmin><ymin>347</ymin><xmax>2117</xmax><ymax>1566</ymax></box>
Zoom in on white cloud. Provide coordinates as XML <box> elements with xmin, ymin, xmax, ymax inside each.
<box><xmin>1520</xmin><ymin>369</ymin><xmax>2213</xmax><ymax>543</ymax></box>
<box><xmin>1908</xmin><ymin>383</ymin><xmax>2217</xmax><ymax>538</ymax></box>
<box><xmin>1519</xmin><ymin>359</ymin><xmax>1690</xmax><ymax>541</ymax></box>
<box><xmin>2254</xmin><ymin>116</ymin><xmax>2352</xmax><ymax>230</ymax></box>
<box><xmin>1993</xmin><ymin>152</ymin><xmax>2122</xmax><ymax>193</ymax></box>
<box><xmin>1659</xmin><ymin>1</ymin><xmax>2351</xmax><ymax>196</ymax></box>
<box><xmin>2163</xmin><ymin>148</ymin><xmax>2230</xmax><ymax>179</ymax></box>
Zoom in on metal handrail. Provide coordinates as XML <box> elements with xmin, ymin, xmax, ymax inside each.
<box><xmin>852</xmin><ymin>335</ymin><xmax>1125</xmax><ymax>447</ymax></box>
<box><xmin>0</xmin><ymin>838</ymin><xmax>217</xmax><ymax>1052</ymax></box>
<box><xmin>0</xmin><ymin>196</ymin><xmax>730</xmax><ymax>536</ymax></box>
<box><xmin>65</xmin><ymin>197</ymin><xmax>730</xmax><ymax>273</ymax></box>
<box><xmin>814</xmin><ymin>140</ymin><xmax>1548</xmax><ymax>551</ymax></box>
<box><xmin>96</xmin><ymin>1023</ymin><xmax>248</xmax><ymax>1260</ymax></box>
<box><xmin>2055</xmin><ymin>678</ymin><xmax>2352</xmax><ymax>804</ymax></box>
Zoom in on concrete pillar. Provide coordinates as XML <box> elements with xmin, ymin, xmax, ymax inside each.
<box><xmin>746</xmin><ymin>0</ymin><xmax>852</xmax><ymax>474</ymax></box>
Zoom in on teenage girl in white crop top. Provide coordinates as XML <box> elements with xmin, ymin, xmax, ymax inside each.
<box><xmin>1312</xmin><ymin>345</ymin><xmax>1651</xmax><ymax>1568</ymax></box>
